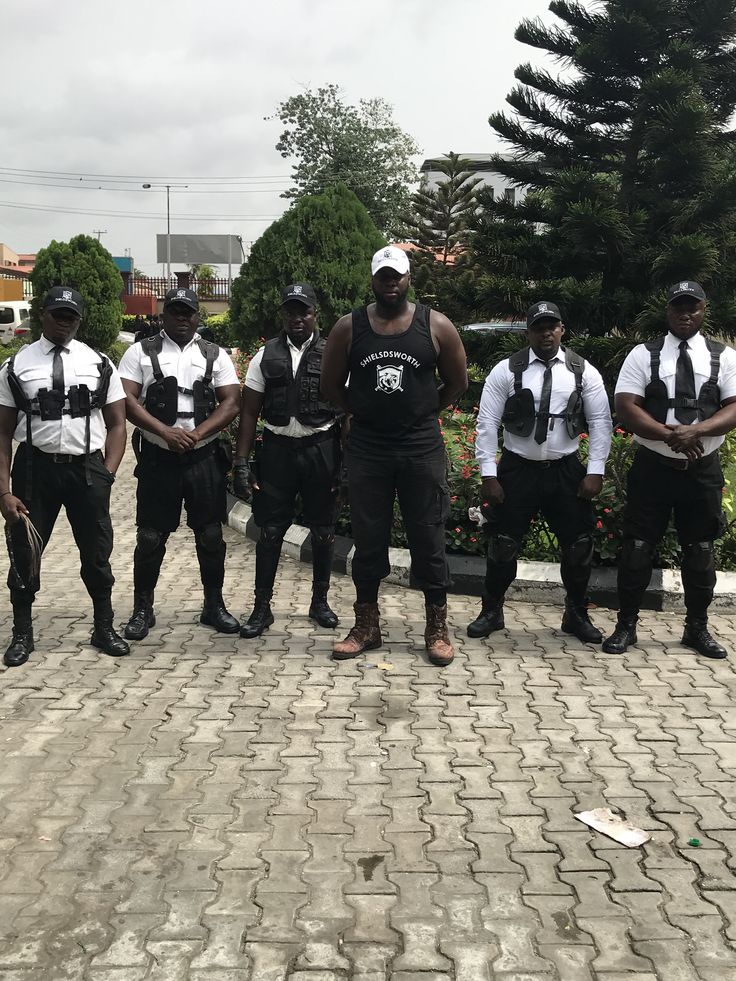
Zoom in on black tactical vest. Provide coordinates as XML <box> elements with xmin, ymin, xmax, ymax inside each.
<box><xmin>260</xmin><ymin>330</ymin><xmax>336</xmax><ymax>428</ymax></box>
<box><xmin>501</xmin><ymin>346</ymin><xmax>587</xmax><ymax>439</ymax></box>
<box><xmin>643</xmin><ymin>335</ymin><xmax>723</xmax><ymax>424</ymax></box>
<box><xmin>141</xmin><ymin>334</ymin><xmax>218</xmax><ymax>427</ymax></box>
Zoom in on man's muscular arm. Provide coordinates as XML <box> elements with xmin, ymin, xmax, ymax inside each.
<box><xmin>431</xmin><ymin>311</ymin><xmax>468</xmax><ymax>409</ymax></box>
<box><xmin>320</xmin><ymin>315</ymin><xmax>352</xmax><ymax>413</ymax></box>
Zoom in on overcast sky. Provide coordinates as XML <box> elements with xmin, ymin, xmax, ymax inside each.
<box><xmin>2</xmin><ymin>0</ymin><xmax>559</xmax><ymax>274</ymax></box>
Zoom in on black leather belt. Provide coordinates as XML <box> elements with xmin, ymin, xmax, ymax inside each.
<box><xmin>32</xmin><ymin>447</ymin><xmax>99</xmax><ymax>465</ymax></box>
<box><xmin>637</xmin><ymin>445</ymin><xmax>717</xmax><ymax>471</ymax></box>
<box><xmin>504</xmin><ymin>449</ymin><xmax>577</xmax><ymax>469</ymax></box>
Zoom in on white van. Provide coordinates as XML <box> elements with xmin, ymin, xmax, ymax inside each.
<box><xmin>0</xmin><ymin>301</ymin><xmax>32</xmax><ymax>345</ymax></box>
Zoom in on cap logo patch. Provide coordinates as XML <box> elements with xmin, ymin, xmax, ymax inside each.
<box><xmin>680</xmin><ymin>282</ymin><xmax>690</xmax><ymax>291</ymax></box>
<box><xmin>383</xmin><ymin>249</ymin><xmax>392</xmax><ymax>258</ymax></box>
<box><xmin>62</xmin><ymin>290</ymin><xmax>73</xmax><ymax>301</ymax></box>
<box><xmin>538</xmin><ymin>303</ymin><xmax>549</xmax><ymax>313</ymax></box>
<box><xmin>292</xmin><ymin>285</ymin><xmax>303</xmax><ymax>295</ymax></box>
<box><xmin>176</xmin><ymin>289</ymin><xmax>187</xmax><ymax>298</ymax></box>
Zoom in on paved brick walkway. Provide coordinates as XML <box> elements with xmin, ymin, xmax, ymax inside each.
<box><xmin>1</xmin><ymin>447</ymin><xmax>736</xmax><ymax>980</ymax></box>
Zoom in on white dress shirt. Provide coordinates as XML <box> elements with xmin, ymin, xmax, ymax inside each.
<box><xmin>118</xmin><ymin>330</ymin><xmax>239</xmax><ymax>450</ymax></box>
<box><xmin>0</xmin><ymin>336</ymin><xmax>125</xmax><ymax>454</ymax></box>
<box><xmin>615</xmin><ymin>331</ymin><xmax>736</xmax><ymax>459</ymax></box>
<box><xmin>476</xmin><ymin>347</ymin><xmax>612</xmax><ymax>477</ymax></box>
<box><xmin>245</xmin><ymin>334</ymin><xmax>335</xmax><ymax>438</ymax></box>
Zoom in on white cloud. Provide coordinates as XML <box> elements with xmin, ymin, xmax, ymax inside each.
<box><xmin>2</xmin><ymin>0</ymin><xmax>556</xmax><ymax>270</ymax></box>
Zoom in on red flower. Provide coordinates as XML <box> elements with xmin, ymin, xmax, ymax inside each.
<box><xmin>596</xmin><ymin>520</ymin><xmax>603</xmax><ymax>529</ymax></box>
<box><xmin>454</xmin><ymin>527</ymin><xmax>461</xmax><ymax>533</ymax></box>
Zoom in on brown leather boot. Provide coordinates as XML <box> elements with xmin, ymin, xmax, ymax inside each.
<box><xmin>425</xmin><ymin>602</ymin><xmax>454</xmax><ymax>666</ymax></box>
<box><xmin>332</xmin><ymin>602</ymin><xmax>382</xmax><ymax>660</ymax></box>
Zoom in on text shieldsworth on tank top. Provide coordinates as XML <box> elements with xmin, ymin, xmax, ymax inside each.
<box><xmin>347</xmin><ymin>303</ymin><xmax>441</xmax><ymax>455</ymax></box>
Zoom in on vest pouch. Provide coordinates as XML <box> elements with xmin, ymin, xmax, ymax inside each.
<box><xmin>502</xmin><ymin>390</ymin><xmax>536</xmax><ymax>437</ymax></box>
<box><xmin>145</xmin><ymin>375</ymin><xmax>179</xmax><ymax>425</ymax></box>
<box><xmin>565</xmin><ymin>390</ymin><xmax>586</xmax><ymax>438</ymax></box>
<box><xmin>697</xmin><ymin>380</ymin><xmax>721</xmax><ymax>421</ymax></box>
<box><xmin>643</xmin><ymin>378</ymin><xmax>669</xmax><ymax>424</ymax></box>
<box><xmin>192</xmin><ymin>379</ymin><xmax>217</xmax><ymax>427</ymax></box>
<box><xmin>68</xmin><ymin>384</ymin><xmax>92</xmax><ymax>419</ymax></box>
<box><xmin>36</xmin><ymin>387</ymin><xmax>66</xmax><ymax>421</ymax></box>
<box><xmin>262</xmin><ymin>356</ymin><xmax>291</xmax><ymax>425</ymax></box>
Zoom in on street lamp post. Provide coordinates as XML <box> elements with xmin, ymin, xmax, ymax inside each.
<box><xmin>142</xmin><ymin>182</ymin><xmax>188</xmax><ymax>284</ymax></box>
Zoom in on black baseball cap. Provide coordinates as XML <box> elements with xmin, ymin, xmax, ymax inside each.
<box><xmin>667</xmin><ymin>281</ymin><xmax>706</xmax><ymax>303</ymax></box>
<box><xmin>281</xmin><ymin>283</ymin><xmax>317</xmax><ymax>308</ymax></box>
<box><xmin>163</xmin><ymin>287</ymin><xmax>199</xmax><ymax>311</ymax></box>
<box><xmin>42</xmin><ymin>286</ymin><xmax>84</xmax><ymax>317</ymax></box>
<box><xmin>527</xmin><ymin>300</ymin><xmax>562</xmax><ymax>328</ymax></box>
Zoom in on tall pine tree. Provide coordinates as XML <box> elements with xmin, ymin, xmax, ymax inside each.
<box><xmin>472</xmin><ymin>0</ymin><xmax>736</xmax><ymax>336</ymax></box>
<box><xmin>407</xmin><ymin>152</ymin><xmax>483</xmax><ymax>264</ymax></box>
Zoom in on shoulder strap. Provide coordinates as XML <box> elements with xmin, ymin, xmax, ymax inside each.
<box><xmin>196</xmin><ymin>337</ymin><xmax>219</xmax><ymax>386</ymax></box>
<box><xmin>4</xmin><ymin>354</ymin><xmax>32</xmax><ymax>411</ymax></box>
<box><xmin>141</xmin><ymin>334</ymin><xmax>165</xmax><ymax>380</ymax></box>
<box><xmin>704</xmin><ymin>336</ymin><xmax>725</xmax><ymax>386</ymax></box>
<box><xmin>507</xmin><ymin>347</ymin><xmax>531</xmax><ymax>393</ymax></box>
<box><xmin>92</xmin><ymin>349</ymin><xmax>113</xmax><ymax>402</ymax></box>
<box><xmin>645</xmin><ymin>336</ymin><xmax>666</xmax><ymax>383</ymax></box>
<box><xmin>563</xmin><ymin>346</ymin><xmax>585</xmax><ymax>393</ymax></box>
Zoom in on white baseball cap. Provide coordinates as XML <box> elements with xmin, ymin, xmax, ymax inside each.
<box><xmin>371</xmin><ymin>245</ymin><xmax>410</xmax><ymax>276</ymax></box>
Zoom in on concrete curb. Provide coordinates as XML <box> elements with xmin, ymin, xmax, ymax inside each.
<box><xmin>226</xmin><ymin>492</ymin><xmax>736</xmax><ymax>612</ymax></box>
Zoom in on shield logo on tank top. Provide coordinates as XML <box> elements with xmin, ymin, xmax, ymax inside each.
<box><xmin>376</xmin><ymin>364</ymin><xmax>404</xmax><ymax>393</ymax></box>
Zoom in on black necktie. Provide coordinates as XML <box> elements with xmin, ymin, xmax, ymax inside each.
<box><xmin>534</xmin><ymin>359</ymin><xmax>554</xmax><ymax>444</ymax></box>
<box><xmin>675</xmin><ymin>340</ymin><xmax>697</xmax><ymax>424</ymax></box>
<box><xmin>52</xmin><ymin>345</ymin><xmax>65</xmax><ymax>393</ymax></box>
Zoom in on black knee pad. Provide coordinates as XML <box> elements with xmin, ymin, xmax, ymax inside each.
<box><xmin>621</xmin><ymin>538</ymin><xmax>654</xmax><ymax>571</ymax></box>
<box><xmin>137</xmin><ymin>527</ymin><xmax>166</xmax><ymax>556</ymax></box>
<box><xmin>310</xmin><ymin>525</ymin><xmax>335</xmax><ymax>548</ymax></box>
<box><xmin>259</xmin><ymin>524</ymin><xmax>288</xmax><ymax>547</ymax></box>
<box><xmin>488</xmin><ymin>534</ymin><xmax>520</xmax><ymax>564</ymax></box>
<box><xmin>682</xmin><ymin>541</ymin><xmax>716</xmax><ymax>574</ymax></box>
<box><xmin>562</xmin><ymin>534</ymin><xmax>594</xmax><ymax>565</ymax></box>
<box><xmin>195</xmin><ymin>523</ymin><xmax>224</xmax><ymax>554</ymax></box>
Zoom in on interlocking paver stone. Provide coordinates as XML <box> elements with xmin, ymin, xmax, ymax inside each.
<box><xmin>0</xmin><ymin>445</ymin><xmax>735</xmax><ymax>978</ymax></box>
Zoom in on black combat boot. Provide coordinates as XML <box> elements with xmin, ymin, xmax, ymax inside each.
<box><xmin>91</xmin><ymin>597</ymin><xmax>130</xmax><ymax>657</ymax></box>
<box><xmin>602</xmin><ymin>614</ymin><xmax>638</xmax><ymax>654</ymax></box>
<box><xmin>240</xmin><ymin>590</ymin><xmax>275</xmax><ymax>638</ymax></box>
<box><xmin>124</xmin><ymin>590</ymin><xmax>156</xmax><ymax>641</ymax></box>
<box><xmin>467</xmin><ymin>599</ymin><xmax>505</xmax><ymax>638</ymax></box>
<box><xmin>201</xmin><ymin>587</ymin><xmax>240</xmax><ymax>634</ymax></box>
<box><xmin>4</xmin><ymin>598</ymin><xmax>34</xmax><ymax>668</ymax></box>
<box><xmin>561</xmin><ymin>601</ymin><xmax>603</xmax><ymax>644</ymax></box>
<box><xmin>309</xmin><ymin>581</ymin><xmax>338</xmax><ymax>629</ymax></box>
<box><xmin>682</xmin><ymin>617</ymin><xmax>727</xmax><ymax>660</ymax></box>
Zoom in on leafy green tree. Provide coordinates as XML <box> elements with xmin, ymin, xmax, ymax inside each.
<box><xmin>472</xmin><ymin>0</ymin><xmax>736</xmax><ymax>336</ymax></box>
<box><xmin>406</xmin><ymin>152</ymin><xmax>483</xmax><ymax>264</ymax></box>
<box><xmin>230</xmin><ymin>184</ymin><xmax>384</xmax><ymax>346</ymax></box>
<box><xmin>30</xmin><ymin>235</ymin><xmax>123</xmax><ymax>351</ymax></box>
<box><xmin>271</xmin><ymin>85</ymin><xmax>419</xmax><ymax>237</ymax></box>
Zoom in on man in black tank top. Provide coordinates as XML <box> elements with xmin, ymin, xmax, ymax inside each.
<box><xmin>321</xmin><ymin>246</ymin><xmax>468</xmax><ymax>666</ymax></box>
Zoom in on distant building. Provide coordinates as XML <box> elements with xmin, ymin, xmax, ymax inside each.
<box><xmin>419</xmin><ymin>153</ymin><xmax>528</xmax><ymax>207</ymax></box>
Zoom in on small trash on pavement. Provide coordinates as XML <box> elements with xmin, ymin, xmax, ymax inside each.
<box><xmin>574</xmin><ymin>808</ymin><xmax>651</xmax><ymax>847</ymax></box>
<box><xmin>687</xmin><ymin>837</ymin><xmax>701</xmax><ymax>847</ymax></box>
<box><xmin>376</xmin><ymin>662</ymin><xmax>394</xmax><ymax>671</ymax></box>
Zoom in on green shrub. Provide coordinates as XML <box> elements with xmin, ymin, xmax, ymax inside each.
<box><xmin>30</xmin><ymin>235</ymin><xmax>123</xmax><ymax>351</ymax></box>
<box><xmin>104</xmin><ymin>340</ymin><xmax>129</xmax><ymax>366</ymax></box>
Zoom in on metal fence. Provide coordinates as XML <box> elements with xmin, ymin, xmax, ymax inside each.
<box><xmin>127</xmin><ymin>276</ymin><xmax>231</xmax><ymax>300</ymax></box>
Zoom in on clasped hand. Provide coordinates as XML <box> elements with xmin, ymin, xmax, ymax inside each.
<box><xmin>664</xmin><ymin>424</ymin><xmax>704</xmax><ymax>461</ymax></box>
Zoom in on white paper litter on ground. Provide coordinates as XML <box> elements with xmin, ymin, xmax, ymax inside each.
<box><xmin>574</xmin><ymin>808</ymin><xmax>651</xmax><ymax>847</ymax></box>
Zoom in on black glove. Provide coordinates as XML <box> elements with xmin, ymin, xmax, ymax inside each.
<box><xmin>233</xmin><ymin>461</ymin><xmax>256</xmax><ymax>503</ymax></box>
